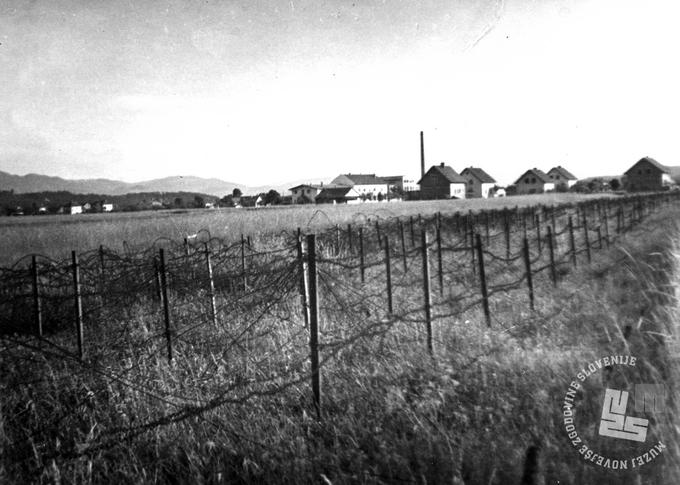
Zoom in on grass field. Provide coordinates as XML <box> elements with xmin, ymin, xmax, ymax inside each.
<box><xmin>0</xmin><ymin>193</ymin><xmax>612</xmax><ymax>265</ymax></box>
<box><xmin>2</xmin><ymin>194</ymin><xmax>679</xmax><ymax>483</ymax></box>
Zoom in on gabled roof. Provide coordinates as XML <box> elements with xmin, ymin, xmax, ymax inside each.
<box><xmin>514</xmin><ymin>168</ymin><xmax>553</xmax><ymax>185</ymax></box>
<box><xmin>316</xmin><ymin>186</ymin><xmax>360</xmax><ymax>200</ymax></box>
<box><xmin>289</xmin><ymin>184</ymin><xmax>323</xmax><ymax>191</ymax></box>
<box><xmin>624</xmin><ymin>157</ymin><xmax>669</xmax><ymax>175</ymax></box>
<box><xmin>460</xmin><ymin>167</ymin><xmax>496</xmax><ymax>183</ymax></box>
<box><xmin>333</xmin><ymin>173</ymin><xmax>387</xmax><ymax>186</ymax></box>
<box><xmin>547</xmin><ymin>166</ymin><xmax>577</xmax><ymax>180</ymax></box>
<box><xmin>418</xmin><ymin>164</ymin><xmax>466</xmax><ymax>185</ymax></box>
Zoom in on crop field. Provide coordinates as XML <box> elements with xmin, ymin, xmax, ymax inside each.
<box><xmin>2</xmin><ymin>192</ymin><xmax>680</xmax><ymax>484</ymax></box>
<box><xmin>0</xmin><ymin>193</ymin><xmax>611</xmax><ymax>265</ymax></box>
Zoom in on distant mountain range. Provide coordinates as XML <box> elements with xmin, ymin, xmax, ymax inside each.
<box><xmin>0</xmin><ymin>171</ymin><xmax>332</xmax><ymax>197</ymax></box>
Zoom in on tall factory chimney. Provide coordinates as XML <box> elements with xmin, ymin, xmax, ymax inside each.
<box><xmin>420</xmin><ymin>131</ymin><xmax>425</xmax><ymax>179</ymax></box>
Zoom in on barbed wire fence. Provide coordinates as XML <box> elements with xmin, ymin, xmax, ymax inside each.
<box><xmin>0</xmin><ymin>191</ymin><xmax>677</xmax><ymax>464</ymax></box>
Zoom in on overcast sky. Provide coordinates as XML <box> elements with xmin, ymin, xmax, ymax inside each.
<box><xmin>2</xmin><ymin>0</ymin><xmax>680</xmax><ymax>186</ymax></box>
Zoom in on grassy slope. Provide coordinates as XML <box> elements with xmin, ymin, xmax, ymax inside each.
<box><xmin>2</xmin><ymin>204</ymin><xmax>680</xmax><ymax>484</ymax></box>
<box><xmin>0</xmin><ymin>193</ymin><xmax>610</xmax><ymax>265</ymax></box>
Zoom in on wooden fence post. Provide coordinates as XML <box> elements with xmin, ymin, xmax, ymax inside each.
<box><xmin>484</xmin><ymin>211</ymin><xmax>490</xmax><ymax>246</ymax></box>
<box><xmin>296</xmin><ymin>230</ymin><xmax>310</xmax><ymax>328</ymax></box>
<box><xmin>421</xmin><ymin>231</ymin><xmax>433</xmax><ymax>355</ymax></box>
<box><xmin>204</xmin><ymin>243</ymin><xmax>218</xmax><ymax>326</ymax></box>
<box><xmin>306</xmin><ymin>234</ymin><xmax>322</xmax><ymax>419</ymax></box>
<box><xmin>335</xmin><ymin>224</ymin><xmax>340</xmax><ymax>255</ymax></box>
<box><xmin>71</xmin><ymin>251</ymin><xmax>84</xmax><ymax>360</ymax></box>
<box><xmin>475</xmin><ymin>234</ymin><xmax>491</xmax><ymax>327</ymax></box>
<box><xmin>603</xmin><ymin>211</ymin><xmax>611</xmax><ymax>248</ymax></box>
<box><xmin>384</xmin><ymin>236</ymin><xmax>393</xmax><ymax>314</ymax></box>
<box><xmin>399</xmin><ymin>219</ymin><xmax>407</xmax><ymax>272</ymax></box>
<box><xmin>522</xmin><ymin>237</ymin><xmax>535</xmax><ymax>311</ymax></box>
<box><xmin>436</xmin><ymin>225</ymin><xmax>443</xmax><ymax>295</ymax></box>
<box><xmin>410</xmin><ymin>216</ymin><xmax>416</xmax><ymax>247</ymax></box>
<box><xmin>347</xmin><ymin>224</ymin><xmax>353</xmax><ymax>252</ymax></box>
<box><xmin>159</xmin><ymin>248</ymin><xmax>172</xmax><ymax>364</ymax></box>
<box><xmin>359</xmin><ymin>226</ymin><xmax>365</xmax><ymax>283</ymax></box>
<box><xmin>241</xmin><ymin>234</ymin><xmax>247</xmax><ymax>292</ymax></box>
<box><xmin>568</xmin><ymin>216</ymin><xmax>577</xmax><ymax>268</ymax></box>
<box><xmin>596</xmin><ymin>227</ymin><xmax>603</xmax><ymax>250</ymax></box>
<box><xmin>504</xmin><ymin>210</ymin><xmax>511</xmax><ymax>259</ymax></box>
<box><xmin>375</xmin><ymin>220</ymin><xmax>382</xmax><ymax>249</ymax></box>
<box><xmin>583</xmin><ymin>218</ymin><xmax>592</xmax><ymax>263</ymax></box>
<box><xmin>98</xmin><ymin>245</ymin><xmax>106</xmax><ymax>296</ymax></box>
<box><xmin>535</xmin><ymin>214</ymin><xmax>541</xmax><ymax>253</ymax></box>
<box><xmin>153</xmin><ymin>257</ymin><xmax>162</xmax><ymax>302</ymax></box>
<box><xmin>547</xmin><ymin>226</ymin><xmax>557</xmax><ymax>287</ymax></box>
<box><xmin>31</xmin><ymin>255</ymin><xmax>43</xmax><ymax>337</ymax></box>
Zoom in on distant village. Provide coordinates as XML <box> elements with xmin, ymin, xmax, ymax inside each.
<box><xmin>3</xmin><ymin>154</ymin><xmax>678</xmax><ymax>216</ymax></box>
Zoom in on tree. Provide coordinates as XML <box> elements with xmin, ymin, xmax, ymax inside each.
<box><xmin>174</xmin><ymin>197</ymin><xmax>184</xmax><ymax>208</ymax></box>
<box><xmin>232</xmin><ymin>188</ymin><xmax>242</xmax><ymax>198</ymax></box>
<box><xmin>193</xmin><ymin>195</ymin><xmax>205</xmax><ymax>208</ymax></box>
<box><xmin>263</xmin><ymin>189</ymin><xmax>281</xmax><ymax>206</ymax></box>
<box><xmin>610</xmin><ymin>178</ymin><xmax>621</xmax><ymax>191</ymax></box>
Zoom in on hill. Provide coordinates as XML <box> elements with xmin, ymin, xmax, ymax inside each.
<box><xmin>0</xmin><ymin>171</ymin><xmax>244</xmax><ymax>197</ymax></box>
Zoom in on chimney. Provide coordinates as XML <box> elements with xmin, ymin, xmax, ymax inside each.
<box><xmin>440</xmin><ymin>162</ymin><xmax>444</xmax><ymax>167</ymax></box>
<box><xmin>420</xmin><ymin>131</ymin><xmax>425</xmax><ymax>179</ymax></box>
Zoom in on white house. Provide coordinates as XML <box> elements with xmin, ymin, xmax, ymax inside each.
<box><xmin>330</xmin><ymin>174</ymin><xmax>389</xmax><ymax>200</ymax></box>
<box><xmin>460</xmin><ymin>167</ymin><xmax>497</xmax><ymax>198</ymax></box>
<box><xmin>513</xmin><ymin>168</ymin><xmax>555</xmax><ymax>195</ymax></box>
<box><xmin>64</xmin><ymin>202</ymin><xmax>83</xmax><ymax>215</ymax></box>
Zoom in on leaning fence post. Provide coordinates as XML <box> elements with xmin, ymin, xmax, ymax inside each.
<box><xmin>306</xmin><ymin>234</ymin><xmax>322</xmax><ymax>419</ymax></box>
<box><xmin>535</xmin><ymin>214</ymin><xmax>542</xmax><ymax>253</ymax></box>
<box><xmin>159</xmin><ymin>248</ymin><xmax>172</xmax><ymax>364</ymax></box>
<box><xmin>384</xmin><ymin>236</ymin><xmax>393</xmax><ymax>314</ymax></box>
<box><xmin>475</xmin><ymin>234</ymin><xmax>491</xmax><ymax>327</ymax></box>
<box><xmin>296</xmin><ymin>230</ymin><xmax>310</xmax><ymax>328</ymax></box>
<box><xmin>568</xmin><ymin>216</ymin><xmax>577</xmax><ymax>268</ymax></box>
<box><xmin>375</xmin><ymin>220</ymin><xmax>382</xmax><ymax>249</ymax></box>
<box><xmin>359</xmin><ymin>226</ymin><xmax>365</xmax><ymax>283</ymax></box>
<box><xmin>31</xmin><ymin>255</ymin><xmax>43</xmax><ymax>337</ymax></box>
<box><xmin>410</xmin><ymin>216</ymin><xmax>415</xmax><ymax>247</ymax></box>
<box><xmin>204</xmin><ymin>243</ymin><xmax>218</xmax><ymax>326</ymax></box>
<box><xmin>596</xmin><ymin>227</ymin><xmax>603</xmax><ymax>250</ymax></box>
<box><xmin>522</xmin><ymin>237</ymin><xmax>535</xmax><ymax>311</ymax></box>
<box><xmin>71</xmin><ymin>251</ymin><xmax>84</xmax><ymax>360</ymax></box>
<box><xmin>547</xmin><ymin>226</ymin><xmax>557</xmax><ymax>287</ymax></box>
<box><xmin>421</xmin><ymin>231</ymin><xmax>433</xmax><ymax>355</ymax></box>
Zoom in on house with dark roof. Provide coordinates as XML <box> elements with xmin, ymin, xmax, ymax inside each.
<box><xmin>547</xmin><ymin>166</ymin><xmax>578</xmax><ymax>190</ymax></box>
<box><xmin>330</xmin><ymin>174</ymin><xmax>389</xmax><ymax>201</ymax></box>
<box><xmin>623</xmin><ymin>157</ymin><xmax>679</xmax><ymax>192</ymax></box>
<box><xmin>315</xmin><ymin>186</ymin><xmax>361</xmax><ymax>204</ymax></box>
<box><xmin>460</xmin><ymin>167</ymin><xmax>497</xmax><ymax>198</ymax></box>
<box><xmin>418</xmin><ymin>163</ymin><xmax>467</xmax><ymax>199</ymax></box>
<box><xmin>513</xmin><ymin>168</ymin><xmax>555</xmax><ymax>195</ymax></box>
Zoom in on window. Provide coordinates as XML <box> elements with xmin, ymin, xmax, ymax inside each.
<box><xmin>638</xmin><ymin>170</ymin><xmax>642</xmax><ymax>175</ymax></box>
<box><xmin>525</xmin><ymin>178</ymin><xmax>529</xmax><ymax>184</ymax></box>
<box><xmin>531</xmin><ymin>177</ymin><xmax>536</xmax><ymax>183</ymax></box>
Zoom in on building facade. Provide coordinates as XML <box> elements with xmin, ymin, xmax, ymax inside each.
<box><xmin>513</xmin><ymin>169</ymin><xmax>555</xmax><ymax>195</ymax></box>
<box><xmin>460</xmin><ymin>167</ymin><xmax>496</xmax><ymax>198</ymax></box>
<box><xmin>623</xmin><ymin>157</ymin><xmax>675</xmax><ymax>192</ymax></box>
<box><xmin>547</xmin><ymin>166</ymin><xmax>578</xmax><ymax>190</ymax></box>
<box><xmin>418</xmin><ymin>163</ymin><xmax>467</xmax><ymax>199</ymax></box>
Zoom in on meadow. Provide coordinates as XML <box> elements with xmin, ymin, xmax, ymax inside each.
<box><xmin>2</xmin><ymin>192</ymin><xmax>680</xmax><ymax>484</ymax></box>
<box><xmin>0</xmin><ymin>193</ymin><xmax>610</xmax><ymax>265</ymax></box>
